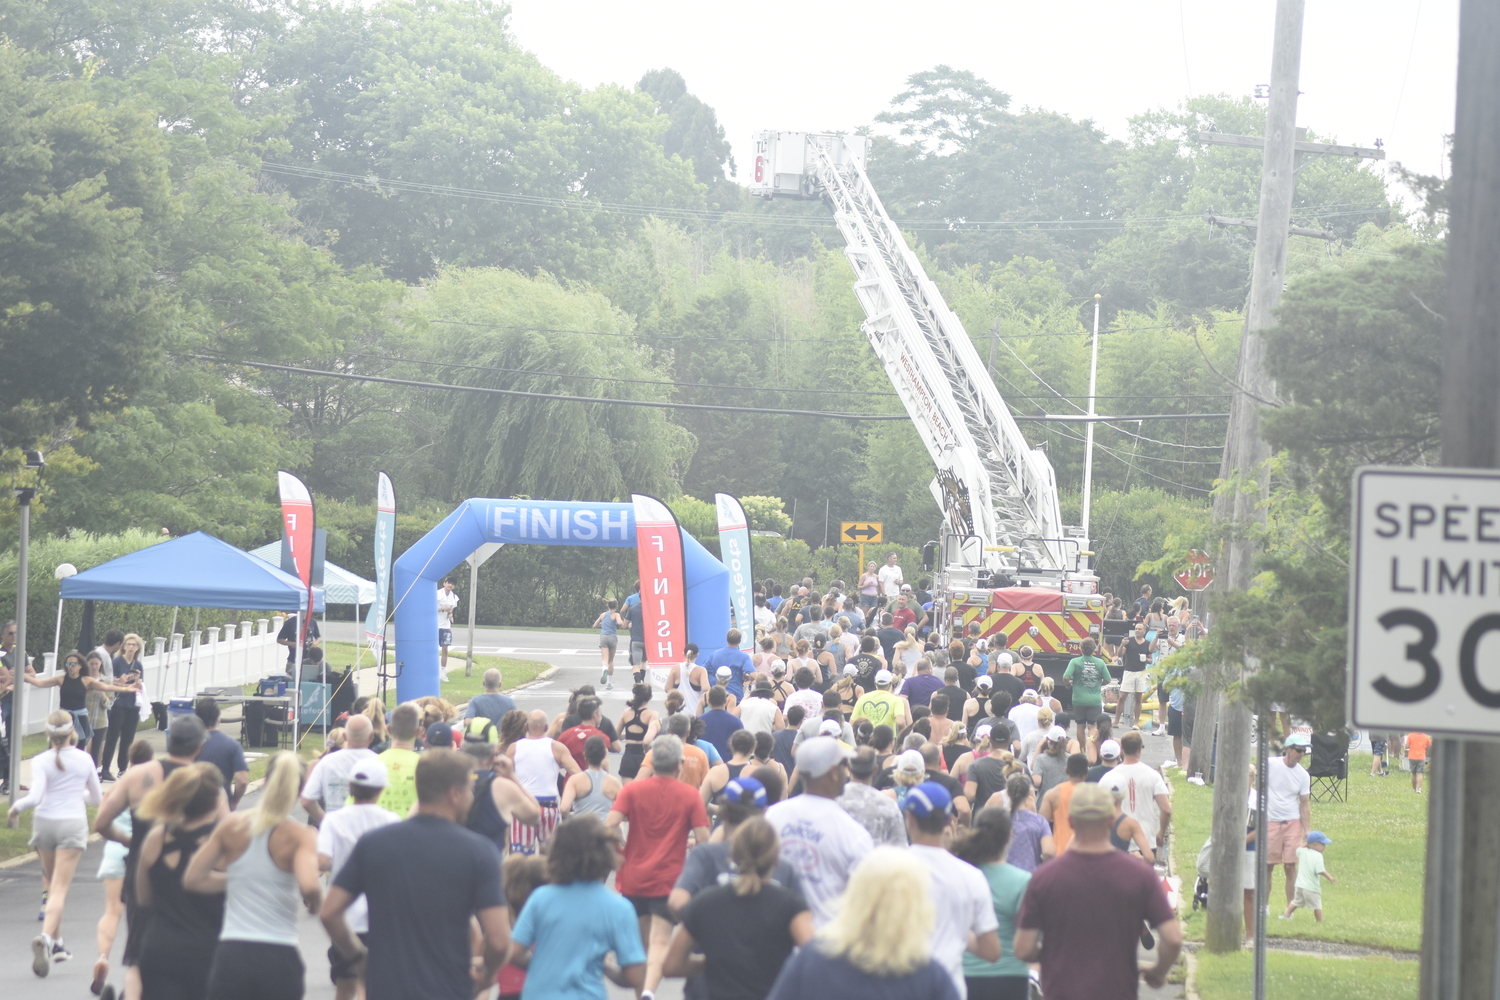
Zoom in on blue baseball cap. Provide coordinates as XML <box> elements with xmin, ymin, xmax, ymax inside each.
<box><xmin>721</xmin><ymin>776</ymin><xmax>768</xmax><ymax>808</ymax></box>
<box><xmin>903</xmin><ymin>781</ymin><xmax>953</xmax><ymax>818</ymax></box>
<box><xmin>1307</xmin><ymin>831</ymin><xmax>1332</xmax><ymax>845</ymax></box>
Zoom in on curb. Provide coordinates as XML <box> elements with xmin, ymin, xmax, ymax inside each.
<box><xmin>512</xmin><ymin>666</ymin><xmax>560</xmax><ymax>691</ymax></box>
<box><xmin>1184</xmin><ymin>948</ymin><xmax>1201</xmax><ymax>1000</ymax></box>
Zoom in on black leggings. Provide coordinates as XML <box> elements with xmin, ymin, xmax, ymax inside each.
<box><xmin>965</xmin><ymin>975</ymin><xmax>1031</xmax><ymax>1000</ymax></box>
<box><xmin>101</xmin><ymin>701</ymin><xmax>139</xmax><ymax>773</ymax></box>
<box><xmin>207</xmin><ymin>941</ymin><xmax>305</xmax><ymax>1000</ymax></box>
<box><xmin>139</xmin><ymin>940</ymin><xmax>216</xmax><ymax>1000</ymax></box>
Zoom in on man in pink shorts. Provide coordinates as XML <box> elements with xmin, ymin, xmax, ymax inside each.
<box><xmin>1265</xmin><ymin>733</ymin><xmax>1312</xmax><ymax>908</ymax></box>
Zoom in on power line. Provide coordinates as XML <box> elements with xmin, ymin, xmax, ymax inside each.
<box><xmin>423</xmin><ymin>318</ymin><xmax>858</xmax><ymax>344</ymax></box>
<box><xmin>195</xmin><ymin>355</ymin><xmax>1228</xmax><ymax>424</ymax></box>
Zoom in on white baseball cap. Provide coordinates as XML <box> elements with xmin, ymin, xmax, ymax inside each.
<box><xmin>975</xmin><ymin>674</ymin><xmax>993</xmax><ymax>689</ymax></box>
<box><xmin>975</xmin><ymin>724</ymin><xmax>993</xmax><ymax>742</ymax></box>
<box><xmin>771</xmin><ymin>659</ymin><xmax>787</xmax><ymax>675</ymax></box>
<box><xmin>1047</xmin><ymin>725</ymin><xmax>1067</xmax><ymax>741</ymax></box>
<box><xmin>875</xmin><ymin>669</ymin><xmax>894</xmax><ymax>686</ymax></box>
<box><xmin>1100</xmin><ymin>739</ymin><xmax>1122</xmax><ymax>760</ymax></box>
<box><xmin>716</xmin><ymin>665</ymin><xmax>733</xmax><ymax>679</ymax></box>
<box><xmin>996</xmin><ymin>652</ymin><xmax>1014</xmax><ymax>666</ymax></box>
<box><xmin>795</xmin><ymin>736</ymin><xmax>854</xmax><ymax>778</ymax></box>
<box><xmin>350</xmin><ymin>758</ymin><xmax>389</xmax><ymax>789</ymax></box>
<box><xmin>819</xmin><ymin>719</ymin><xmax>843</xmax><ymax>737</ymax></box>
<box><xmin>894</xmin><ymin>749</ymin><xmax>926</xmax><ymax>776</ymax></box>
<box><xmin>842</xmin><ymin>663</ymin><xmax>858</xmax><ymax>677</ymax></box>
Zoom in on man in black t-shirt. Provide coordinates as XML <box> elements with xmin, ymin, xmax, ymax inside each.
<box><xmin>852</xmin><ymin>638</ymin><xmax>884</xmax><ymax>691</ymax></box>
<box><xmin>875</xmin><ymin>613</ymin><xmax>904</xmax><ymax>664</ymax></box>
<box><xmin>323</xmin><ymin>750</ymin><xmax>509</xmax><ymax>1000</ymax></box>
<box><xmin>277</xmin><ymin>614</ymin><xmax>321</xmax><ymax>665</ymax></box>
<box><xmin>1117</xmin><ymin>623</ymin><xmax>1154</xmax><ymax>727</ymax></box>
<box><xmin>920</xmin><ymin>743</ymin><xmax>970</xmax><ymax>824</ymax></box>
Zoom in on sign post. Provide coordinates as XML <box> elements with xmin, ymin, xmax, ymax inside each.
<box><xmin>463</xmin><ymin>543</ymin><xmax>504</xmax><ymax>676</ymax></box>
<box><xmin>841</xmin><ymin>522</ymin><xmax>884</xmax><ymax>575</ymax></box>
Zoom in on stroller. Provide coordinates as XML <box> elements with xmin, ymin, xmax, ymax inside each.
<box><xmin>1192</xmin><ymin>837</ymin><xmax>1213</xmax><ymax>911</ymax></box>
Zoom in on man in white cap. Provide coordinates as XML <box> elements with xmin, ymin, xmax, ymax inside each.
<box><xmin>1088</xmin><ymin>738</ymin><xmax>1122</xmax><ymax>783</ymax></box>
<box><xmin>903</xmin><ymin>781</ymin><xmax>1001</xmax><ymax>996</ymax></box>
<box><xmin>765</xmin><ymin>737</ymin><xmax>873</xmax><ymax>926</ymax></box>
<box><xmin>850</xmin><ymin>668</ymin><xmax>907</xmax><ymax>741</ymax></box>
<box><xmin>315</xmin><ymin>757</ymin><xmax>400</xmax><ymax>1000</ymax></box>
<box><xmin>991</xmin><ymin>652</ymin><xmax>1024</xmax><ymax>702</ymax></box>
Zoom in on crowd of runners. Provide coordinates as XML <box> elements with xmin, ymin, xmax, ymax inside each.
<box><xmin>0</xmin><ymin>562</ymin><xmax>1203</xmax><ymax>1000</ymax></box>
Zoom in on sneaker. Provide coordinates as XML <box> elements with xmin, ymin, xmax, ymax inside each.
<box><xmin>1163</xmin><ymin>759</ymin><xmax>1178</xmax><ymax>770</ymax></box>
<box><xmin>605</xmin><ymin>681</ymin><xmax>613</xmax><ymax>690</ymax></box>
<box><xmin>1187</xmin><ymin>775</ymin><xmax>1206</xmax><ymax>786</ymax></box>
<box><xmin>1153</xmin><ymin>727</ymin><xmax>1168</xmax><ymax>737</ymax></box>
<box><xmin>51</xmin><ymin>940</ymin><xmax>72</xmax><ymax>964</ymax></box>
<box><xmin>99</xmin><ymin>769</ymin><xmax>115</xmax><ymax>782</ymax></box>
<box><xmin>599</xmin><ymin>669</ymin><xmax>609</xmax><ymax>685</ymax></box>
<box><xmin>32</xmin><ymin>935</ymin><xmax>51</xmax><ymax>977</ymax></box>
<box><xmin>91</xmin><ymin>957</ymin><xmax>109</xmax><ymax>994</ymax></box>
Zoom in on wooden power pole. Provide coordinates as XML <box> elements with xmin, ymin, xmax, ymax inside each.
<box><xmin>1201</xmin><ymin>0</ymin><xmax>1303</xmax><ymax>953</ymax></box>
<box><xmin>1427</xmin><ymin>3</ymin><xmax>1500</xmax><ymax>996</ymax></box>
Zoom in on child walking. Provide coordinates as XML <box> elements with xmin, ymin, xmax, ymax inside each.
<box><xmin>1405</xmin><ymin>731</ymin><xmax>1431</xmax><ymax>793</ymax></box>
<box><xmin>1281</xmin><ymin>831</ymin><xmax>1336</xmax><ymax>922</ymax></box>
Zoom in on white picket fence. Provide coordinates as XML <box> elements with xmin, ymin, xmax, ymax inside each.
<box><xmin>18</xmin><ymin>616</ymin><xmax>288</xmax><ymax>736</ymax></box>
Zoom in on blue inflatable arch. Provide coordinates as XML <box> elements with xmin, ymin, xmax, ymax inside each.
<box><xmin>392</xmin><ymin>499</ymin><xmax>730</xmax><ymax>701</ymax></box>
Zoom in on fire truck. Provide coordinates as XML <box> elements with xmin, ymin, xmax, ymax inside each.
<box><xmin>750</xmin><ymin>132</ymin><xmax>1099</xmax><ymax>655</ymax></box>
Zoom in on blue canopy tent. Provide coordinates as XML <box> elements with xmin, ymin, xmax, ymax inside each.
<box><xmin>246</xmin><ymin>542</ymin><xmax>375</xmax><ymax>606</ymax></box>
<box><xmin>61</xmin><ymin>532</ymin><xmax>327</xmax><ymax>611</ymax></box>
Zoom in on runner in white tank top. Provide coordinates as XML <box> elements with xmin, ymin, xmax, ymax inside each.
<box><xmin>505</xmin><ymin>711</ymin><xmax>579</xmax><ymax>855</ymax></box>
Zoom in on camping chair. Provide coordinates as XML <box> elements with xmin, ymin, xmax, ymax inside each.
<box><xmin>1309</xmin><ymin>731</ymin><xmax>1349</xmax><ymax>803</ymax></box>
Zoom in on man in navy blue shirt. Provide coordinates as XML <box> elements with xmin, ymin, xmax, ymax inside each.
<box><xmin>698</xmin><ymin>687</ymin><xmax>744</xmax><ymax>760</ymax></box>
<box><xmin>701</xmin><ymin>629</ymin><xmax>755</xmax><ymax>700</ymax></box>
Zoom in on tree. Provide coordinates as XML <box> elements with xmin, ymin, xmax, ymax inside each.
<box><xmin>0</xmin><ymin>47</ymin><xmax>173</xmax><ymax>452</ymax></box>
<box><xmin>637</xmin><ymin>69</ymin><xmax>735</xmax><ymax>187</ymax></box>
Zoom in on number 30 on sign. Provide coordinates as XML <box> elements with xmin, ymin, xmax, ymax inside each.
<box><xmin>1350</xmin><ymin>466</ymin><xmax>1500</xmax><ymax>737</ymax></box>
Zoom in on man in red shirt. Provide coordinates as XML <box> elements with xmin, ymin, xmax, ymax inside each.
<box><xmin>556</xmin><ymin>696</ymin><xmax>609</xmax><ymax>770</ymax></box>
<box><xmin>1016</xmin><ymin>782</ymin><xmax>1182</xmax><ymax>998</ymax></box>
<box><xmin>606</xmin><ymin>734</ymin><xmax>710</xmax><ymax>1000</ymax></box>
<box><xmin>891</xmin><ymin>594</ymin><xmax>917</xmax><ymax>632</ymax></box>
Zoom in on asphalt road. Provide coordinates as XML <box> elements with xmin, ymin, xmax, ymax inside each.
<box><xmin>1</xmin><ymin>624</ymin><xmax>1181</xmax><ymax>999</ymax></box>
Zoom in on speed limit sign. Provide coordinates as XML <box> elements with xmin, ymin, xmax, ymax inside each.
<box><xmin>1350</xmin><ymin>466</ymin><xmax>1500</xmax><ymax>736</ymax></box>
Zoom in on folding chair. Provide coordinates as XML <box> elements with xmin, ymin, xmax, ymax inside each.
<box><xmin>1308</xmin><ymin>731</ymin><xmax>1349</xmax><ymax>803</ymax></box>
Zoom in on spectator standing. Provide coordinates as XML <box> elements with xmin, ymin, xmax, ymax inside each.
<box><xmin>877</xmin><ymin>552</ymin><xmax>905</xmax><ymax>599</ymax></box>
<box><xmin>1115</xmin><ymin>623</ymin><xmax>1153</xmax><ymax>728</ymax></box>
<box><xmin>322</xmin><ymin>750</ymin><xmax>511</xmax><ymax>1000</ymax></box>
<box><xmin>436</xmin><ymin>579</ymin><xmax>460</xmax><ymax>670</ymax></box>
<box><xmin>99</xmin><ymin>631</ymin><xmax>140</xmax><ymax>781</ymax></box>
<box><xmin>194</xmin><ymin>699</ymin><xmax>250</xmax><ymax>808</ymax></box>
<box><xmin>1405</xmin><ymin>731</ymin><xmax>1431</xmax><ymax>793</ymax></box>
<box><xmin>0</xmin><ymin>619</ymin><xmax>16</xmax><ymax>791</ymax></box>
<box><xmin>765</xmin><ymin>846</ymin><xmax>958</xmax><ymax>1000</ymax></box>
<box><xmin>301</xmin><ymin>714</ymin><xmax>376</xmax><ymax>825</ymax></box>
<box><xmin>951</xmin><ymin>807</ymin><xmax>1031</xmax><ymax>1000</ymax></box>
<box><xmin>766</xmin><ymin>737</ymin><xmax>873</xmax><ymax>926</ymax></box>
<box><xmin>838</xmin><ymin>747</ymin><xmax>906</xmax><ymax>847</ymax></box>
<box><xmin>1014</xmin><ymin>783</ymin><xmax>1182</xmax><ymax>998</ymax></box>
<box><xmin>314</xmin><ymin>758</ymin><xmax>400</xmax><ymax>1000</ymax></box>
<box><xmin>1265</xmin><ymin>733</ymin><xmax>1312</xmax><ymax>908</ymax></box>
<box><xmin>859</xmin><ymin>562</ymin><xmax>881</xmax><ymax>607</ymax></box>
<box><xmin>606</xmin><ymin>735</ymin><xmax>711</xmax><ymax>1000</ymax></box>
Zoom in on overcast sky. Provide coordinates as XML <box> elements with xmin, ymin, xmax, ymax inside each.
<box><xmin>508</xmin><ymin>0</ymin><xmax>1457</xmax><ymax>197</ymax></box>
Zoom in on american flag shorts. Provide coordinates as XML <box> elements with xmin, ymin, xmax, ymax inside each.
<box><xmin>510</xmin><ymin>798</ymin><xmax>559</xmax><ymax>855</ymax></box>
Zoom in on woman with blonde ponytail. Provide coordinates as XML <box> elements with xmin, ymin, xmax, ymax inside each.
<box><xmin>135</xmin><ymin>763</ymin><xmax>226</xmax><ymax>999</ymax></box>
<box><xmin>9</xmin><ymin>711</ymin><xmax>101</xmax><ymax>976</ymax></box>
<box><xmin>185</xmin><ymin>751</ymin><xmax>321</xmax><ymax>1000</ymax></box>
<box><xmin>663</xmin><ymin>817</ymin><xmax>812</xmax><ymax>999</ymax></box>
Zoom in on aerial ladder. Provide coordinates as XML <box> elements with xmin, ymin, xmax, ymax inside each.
<box><xmin>750</xmin><ymin>131</ymin><xmax>1100</xmax><ymax>651</ymax></box>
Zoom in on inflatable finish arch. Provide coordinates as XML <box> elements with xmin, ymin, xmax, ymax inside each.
<box><xmin>392</xmin><ymin>499</ymin><xmax>730</xmax><ymax>702</ymax></box>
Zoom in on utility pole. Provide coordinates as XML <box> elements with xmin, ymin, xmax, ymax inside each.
<box><xmin>1080</xmin><ymin>294</ymin><xmax>1102</xmax><ymax>535</ymax></box>
<box><xmin>1427</xmin><ymin>3</ymin><xmax>1500</xmax><ymax>997</ymax></box>
<box><xmin>1202</xmin><ymin>0</ymin><xmax>1303</xmax><ymax>955</ymax></box>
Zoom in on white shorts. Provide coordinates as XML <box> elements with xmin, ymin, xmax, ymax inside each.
<box><xmin>1120</xmin><ymin>670</ymin><xmax>1153</xmax><ymax>694</ymax></box>
<box><xmin>30</xmin><ymin>816</ymin><xmax>89</xmax><ymax>852</ymax></box>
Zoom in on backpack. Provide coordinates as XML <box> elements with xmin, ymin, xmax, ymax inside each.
<box><xmin>466</xmin><ymin>771</ymin><xmax>508</xmax><ymax>843</ymax></box>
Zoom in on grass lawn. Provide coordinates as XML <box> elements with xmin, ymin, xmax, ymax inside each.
<box><xmin>318</xmin><ymin>641</ymin><xmax>553</xmax><ymax>709</ymax></box>
<box><xmin>1194</xmin><ymin>951</ymin><xmax>1418</xmax><ymax>1000</ymax></box>
<box><xmin>1172</xmin><ymin>752</ymin><xmax>1425</xmax><ymax>952</ymax></box>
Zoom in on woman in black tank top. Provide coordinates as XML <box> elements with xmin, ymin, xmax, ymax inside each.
<box><xmin>24</xmin><ymin>651</ymin><xmax>138</xmax><ymax>744</ymax></box>
<box><xmin>615</xmin><ymin>684</ymin><xmax>659</xmax><ymax>782</ymax></box>
<box><xmin>136</xmin><ymin>764</ymin><xmax>225</xmax><ymax>1000</ymax></box>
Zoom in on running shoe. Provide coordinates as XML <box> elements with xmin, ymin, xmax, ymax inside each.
<box><xmin>600</xmin><ymin>669</ymin><xmax>609</xmax><ymax>685</ymax></box>
<box><xmin>51</xmin><ymin>939</ymin><xmax>72</xmax><ymax>964</ymax></box>
<box><xmin>1153</xmin><ymin>727</ymin><xmax>1168</xmax><ymax>737</ymax></box>
<box><xmin>99</xmin><ymin>769</ymin><xmax>115</xmax><ymax>782</ymax></box>
<box><xmin>92</xmin><ymin>957</ymin><xmax>109</xmax><ymax>994</ymax></box>
<box><xmin>605</xmin><ymin>681</ymin><xmax>613</xmax><ymax>690</ymax></box>
<box><xmin>32</xmin><ymin>934</ymin><xmax>50</xmax><ymax>977</ymax></box>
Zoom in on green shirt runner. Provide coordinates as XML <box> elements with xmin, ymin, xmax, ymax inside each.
<box><xmin>1064</xmin><ymin>655</ymin><xmax>1112</xmax><ymax>707</ymax></box>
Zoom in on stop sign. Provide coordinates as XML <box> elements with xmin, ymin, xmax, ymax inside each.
<box><xmin>1175</xmin><ymin>549</ymin><xmax>1214</xmax><ymax>591</ymax></box>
